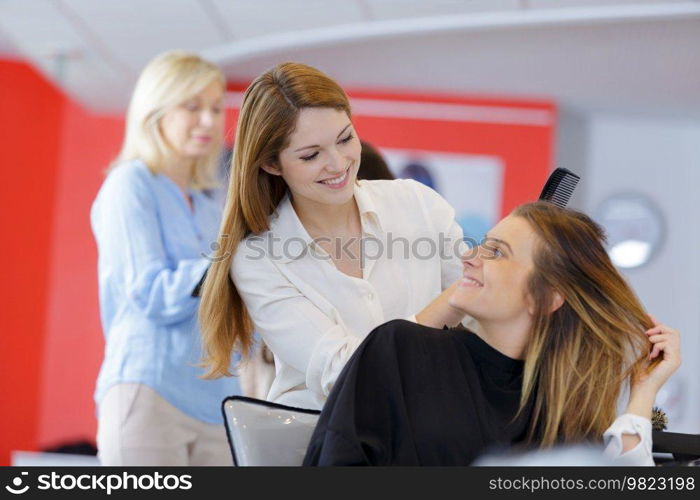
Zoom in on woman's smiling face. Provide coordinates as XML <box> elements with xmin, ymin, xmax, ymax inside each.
<box><xmin>449</xmin><ymin>215</ymin><xmax>540</xmax><ymax>325</ymax></box>
<box><xmin>262</xmin><ymin>107</ymin><xmax>361</xmax><ymax>207</ymax></box>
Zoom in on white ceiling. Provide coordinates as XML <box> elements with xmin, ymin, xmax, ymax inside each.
<box><xmin>1</xmin><ymin>0</ymin><xmax>699</xmax><ymax>118</ymax></box>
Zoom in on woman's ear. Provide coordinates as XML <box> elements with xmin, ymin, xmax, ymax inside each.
<box><xmin>525</xmin><ymin>292</ymin><xmax>537</xmax><ymax>316</ymax></box>
<box><xmin>548</xmin><ymin>290</ymin><xmax>564</xmax><ymax>314</ymax></box>
<box><xmin>260</xmin><ymin>163</ymin><xmax>282</xmax><ymax>177</ymax></box>
<box><xmin>526</xmin><ymin>289</ymin><xmax>564</xmax><ymax>316</ymax></box>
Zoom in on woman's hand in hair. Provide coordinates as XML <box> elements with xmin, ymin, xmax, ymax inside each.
<box><xmin>633</xmin><ymin>315</ymin><xmax>681</xmax><ymax>395</ymax></box>
<box><xmin>623</xmin><ymin>317</ymin><xmax>680</xmax><ymax>428</ymax></box>
<box><xmin>619</xmin><ymin>317</ymin><xmax>679</xmax><ymax>454</ymax></box>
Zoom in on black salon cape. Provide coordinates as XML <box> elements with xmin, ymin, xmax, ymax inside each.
<box><xmin>303</xmin><ymin>319</ymin><xmax>534</xmax><ymax>466</ymax></box>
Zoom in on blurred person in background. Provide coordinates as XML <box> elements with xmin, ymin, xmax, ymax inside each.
<box><xmin>358</xmin><ymin>140</ymin><xmax>394</xmax><ymax>181</ymax></box>
<box><xmin>90</xmin><ymin>50</ymin><xmax>240</xmax><ymax>466</ymax></box>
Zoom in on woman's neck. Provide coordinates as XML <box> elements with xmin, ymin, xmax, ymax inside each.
<box><xmin>163</xmin><ymin>156</ymin><xmax>195</xmax><ymax>192</ymax></box>
<box><xmin>474</xmin><ymin>315</ymin><xmax>531</xmax><ymax>360</ymax></box>
<box><xmin>292</xmin><ymin>195</ymin><xmax>360</xmax><ymax>237</ymax></box>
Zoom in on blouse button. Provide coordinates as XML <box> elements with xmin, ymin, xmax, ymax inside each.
<box><xmin>367</xmin><ymin>292</ymin><xmax>374</xmax><ymax>300</ymax></box>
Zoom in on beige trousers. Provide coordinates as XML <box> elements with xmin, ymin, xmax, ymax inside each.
<box><xmin>96</xmin><ymin>383</ymin><xmax>232</xmax><ymax>466</ymax></box>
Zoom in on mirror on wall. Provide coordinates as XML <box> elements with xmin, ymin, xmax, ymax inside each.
<box><xmin>595</xmin><ymin>193</ymin><xmax>665</xmax><ymax>270</ymax></box>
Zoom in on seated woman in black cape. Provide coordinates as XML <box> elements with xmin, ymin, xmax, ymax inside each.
<box><xmin>304</xmin><ymin>201</ymin><xmax>680</xmax><ymax>466</ymax></box>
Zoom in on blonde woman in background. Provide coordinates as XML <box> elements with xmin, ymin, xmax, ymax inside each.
<box><xmin>91</xmin><ymin>51</ymin><xmax>240</xmax><ymax>465</ymax></box>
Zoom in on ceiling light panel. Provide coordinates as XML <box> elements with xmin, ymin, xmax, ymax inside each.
<box><xmin>0</xmin><ymin>0</ymin><xmax>87</xmax><ymax>62</ymax></box>
<box><xmin>63</xmin><ymin>0</ymin><xmax>227</xmax><ymax>72</ymax></box>
<box><xmin>0</xmin><ymin>0</ymin><xmax>127</xmax><ymax>106</ymax></box>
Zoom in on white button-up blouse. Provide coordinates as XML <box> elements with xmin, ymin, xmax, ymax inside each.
<box><xmin>230</xmin><ymin>178</ymin><xmax>654</xmax><ymax>465</ymax></box>
<box><xmin>231</xmin><ymin>179</ymin><xmax>465</xmax><ymax>409</ymax></box>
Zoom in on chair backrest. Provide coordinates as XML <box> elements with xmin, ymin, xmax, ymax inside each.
<box><xmin>652</xmin><ymin>430</ymin><xmax>700</xmax><ymax>463</ymax></box>
<box><xmin>222</xmin><ymin>396</ymin><xmax>321</xmax><ymax>466</ymax></box>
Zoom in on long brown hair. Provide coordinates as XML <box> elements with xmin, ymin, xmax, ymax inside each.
<box><xmin>513</xmin><ymin>202</ymin><xmax>653</xmax><ymax>447</ymax></box>
<box><xmin>199</xmin><ymin>62</ymin><xmax>352</xmax><ymax>378</ymax></box>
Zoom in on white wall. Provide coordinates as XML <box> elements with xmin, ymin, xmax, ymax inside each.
<box><xmin>559</xmin><ymin>111</ymin><xmax>700</xmax><ymax>433</ymax></box>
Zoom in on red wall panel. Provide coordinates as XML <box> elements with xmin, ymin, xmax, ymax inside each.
<box><xmin>37</xmin><ymin>98</ymin><xmax>123</xmax><ymax>449</ymax></box>
<box><xmin>0</xmin><ymin>60</ymin><xmax>64</xmax><ymax>465</ymax></box>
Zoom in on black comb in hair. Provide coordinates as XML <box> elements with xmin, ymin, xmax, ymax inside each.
<box><xmin>538</xmin><ymin>168</ymin><xmax>580</xmax><ymax>208</ymax></box>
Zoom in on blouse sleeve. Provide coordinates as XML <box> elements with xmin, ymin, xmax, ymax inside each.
<box><xmin>231</xmin><ymin>242</ymin><xmax>363</xmax><ymax>398</ymax></box>
<box><xmin>602</xmin><ymin>413</ymin><xmax>654</xmax><ymax>466</ymax></box>
<box><xmin>91</xmin><ymin>167</ymin><xmax>209</xmax><ymax>326</ymax></box>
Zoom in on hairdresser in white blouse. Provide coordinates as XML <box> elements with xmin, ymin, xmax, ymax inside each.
<box><xmin>199</xmin><ymin>62</ymin><xmax>469</xmax><ymax>405</ymax></box>
<box><xmin>235</xmin><ymin>175</ymin><xmax>465</xmax><ymax>407</ymax></box>
<box><xmin>199</xmin><ymin>62</ymin><xmax>665</xmax><ymax>465</ymax></box>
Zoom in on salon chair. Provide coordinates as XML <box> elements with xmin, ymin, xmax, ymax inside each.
<box><xmin>222</xmin><ymin>396</ymin><xmax>320</xmax><ymax>466</ymax></box>
<box><xmin>652</xmin><ymin>431</ymin><xmax>700</xmax><ymax>465</ymax></box>
<box><xmin>222</xmin><ymin>396</ymin><xmax>700</xmax><ymax>466</ymax></box>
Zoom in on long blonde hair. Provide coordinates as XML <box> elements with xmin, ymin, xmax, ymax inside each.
<box><xmin>113</xmin><ymin>50</ymin><xmax>224</xmax><ymax>189</ymax></box>
<box><xmin>199</xmin><ymin>62</ymin><xmax>352</xmax><ymax>378</ymax></box>
<box><xmin>514</xmin><ymin>202</ymin><xmax>653</xmax><ymax>447</ymax></box>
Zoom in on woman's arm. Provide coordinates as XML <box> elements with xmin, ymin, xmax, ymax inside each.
<box><xmin>604</xmin><ymin>316</ymin><xmax>681</xmax><ymax>464</ymax></box>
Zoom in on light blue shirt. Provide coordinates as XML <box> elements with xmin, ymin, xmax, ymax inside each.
<box><xmin>91</xmin><ymin>160</ymin><xmax>240</xmax><ymax>424</ymax></box>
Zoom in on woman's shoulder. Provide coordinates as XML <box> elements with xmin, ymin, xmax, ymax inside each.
<box><xmin>358</xmin><ymin>178</ymin><xmax>450</xmax><ymax>216</ymax></box>
<box><xmin>358</xmin><ymin>178</ymin><xmax>434</xmax><ymax>198</ymax></box>
<box><xmin>231</xmin><ymin>229</ymin><xmax>279</xmax><ymax>278</ymax></box>
<box><xmin>234</xmin><ymin>193</ymin><xmax>297</xmax><ymax>257</ymax></box>
<box><xmin>364</xmin><ymin>319</ymin><xmax>456</xmax><ymax>352</ymax></box>
<box><xmin>376</xmin><ymin>318</ymin><xmax>440</xmax><ymax>334</ymax></box>
<box><xmin>101</xmin><ymin>159</ymin><xmax>154</xmax><ymax>192</ymax></box>
<box><xmin>234</xmin><ymin>231</ymin><xmax>269</xmax><ymax>257</ymax></box>
<box><xmin>93</xmin><ymin>160</ymin><xmax>158</xmax><ymax>214</ymax></box>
